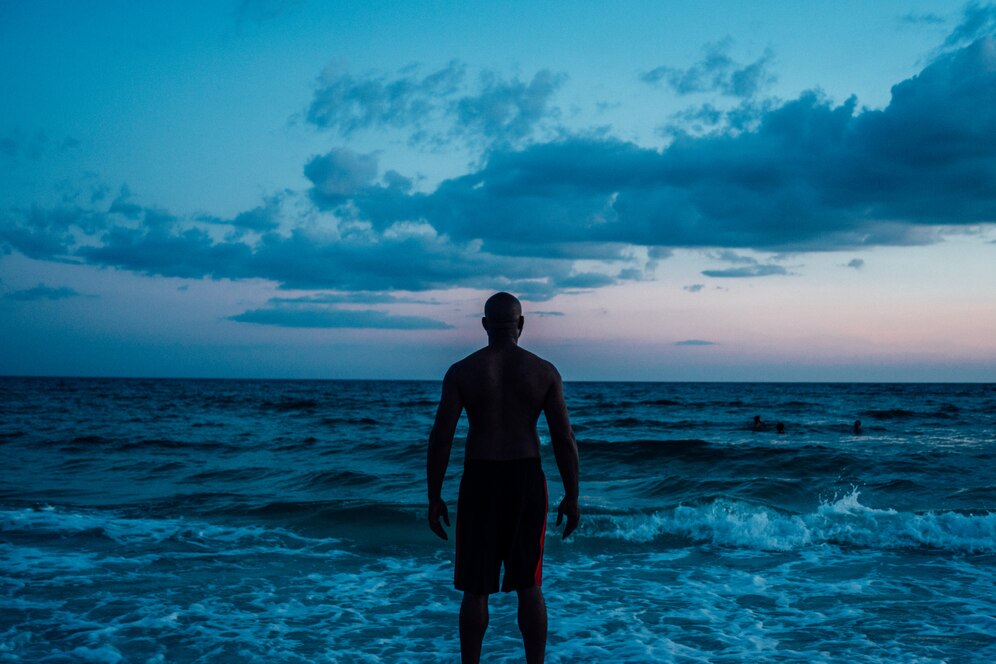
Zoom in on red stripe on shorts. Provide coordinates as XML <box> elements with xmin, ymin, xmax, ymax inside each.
<box><xmin>534</xmin><ymin>480</ymin><xmax>548</xmax><ymax>586</ymax></box>
<box><xmin>454</xmin><ymin>510</ymin><xmax>461</xmax><ymax>585</ymax></box>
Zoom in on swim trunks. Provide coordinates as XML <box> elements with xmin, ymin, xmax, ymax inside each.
<box><xmin>454</xmin><ymin>457</ymin><xmax>548</xmax><ymax>595</ymax></box>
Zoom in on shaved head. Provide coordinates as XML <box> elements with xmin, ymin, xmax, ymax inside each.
<box><xmin>483</xmin><ymin>292</ymin><xmax>523</xmax><ymax>340</ymax></box>
<box><xmin>484</xmin><ymin>292</ymin><xmax>522</xmax><ymax>323</ymax></box>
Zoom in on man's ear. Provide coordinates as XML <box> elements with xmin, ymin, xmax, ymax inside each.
<box><xmin>482</xmin><ymin>317</ymin><xmax>489</xmax><ymax>332</ymax></box>
<box><xmin>517</xmin><ymin>316</ymin><xmax>524</xmax><ymax>337</ymax></box>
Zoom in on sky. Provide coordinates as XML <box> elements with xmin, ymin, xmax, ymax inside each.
<box><xmin>1</xmin><ymin>0</ymin><xmax>995</xmax><ymax>381</ymax></box>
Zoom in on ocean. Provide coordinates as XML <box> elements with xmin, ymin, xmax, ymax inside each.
<box><xmin>1</xmin><ymin>377</ymin><xmax>994</xmax><ymax>662</ymax></box>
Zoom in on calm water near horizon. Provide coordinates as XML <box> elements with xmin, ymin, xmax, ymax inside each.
<box><xmin>1</xmin><ymin>377</ymin><xmax>994</xmax><ymax>662</ymax></box>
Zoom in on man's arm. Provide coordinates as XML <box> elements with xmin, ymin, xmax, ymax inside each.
<box><xmin>426</xmin><ymin>367</ymin><xmax>462</xmax><ymax>540</ymax></box>
<box><xmin>543</xmin><ymin>367</ymin><xmax>580</xmax><ymax>539</ymax></box>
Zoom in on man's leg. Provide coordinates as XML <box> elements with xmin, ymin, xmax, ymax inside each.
<box><xmin>459</xmin><ymin>591</ymin><xmax>489</xmax><ymax>664</ymax></box>
<box><xmin>516</xmin><ymin>586</ymin><xmax>547</xmax><ymax>664</ymax></box>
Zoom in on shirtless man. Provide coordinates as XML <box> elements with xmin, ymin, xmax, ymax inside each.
<box><xmin>427</xmin><ymin>292</ymin><xmax>580</xmax><ymax>664</ymax></box>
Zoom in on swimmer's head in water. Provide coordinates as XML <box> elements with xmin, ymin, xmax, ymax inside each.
<box><xmin>483</xmin><ymin>292</ymin><xmax>524</xmax><ymax>339</ymax></box>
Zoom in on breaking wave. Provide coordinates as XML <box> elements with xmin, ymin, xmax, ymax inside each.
<box><xmin>585</xmin><ymin>490</ymin><xmax>996</xmax><ymax>553</ymax></box>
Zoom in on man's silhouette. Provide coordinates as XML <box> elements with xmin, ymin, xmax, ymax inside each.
<box><xmin>427</xmin><ymin>292</ymin><xmax>580</xmax><ymax>664</ymax></box>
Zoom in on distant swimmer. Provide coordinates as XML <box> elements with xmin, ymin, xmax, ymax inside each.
<box><xmin>853</xmin><ymin>420</ymin><xmax>863</xmax><ymax>435</ymax></box>
<box><xmin>752</xmin><ymin>415</ymin><xmax>766</xmax><ymax>431</ymax></box>
<box><xmin>427</xmin><ymin>292</ymin><xmax>580</xmax><ymax>664</ymax></box>
<box><xmin>776</xmin><ymin>422</ymin><xmax>785</xmax><ymax>434</ymax></box>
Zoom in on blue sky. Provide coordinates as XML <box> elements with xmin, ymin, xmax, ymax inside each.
<box><xmin>1</xmin><ymin>1</ymin><xmax>994</xmax><ymax>380</ymax></box>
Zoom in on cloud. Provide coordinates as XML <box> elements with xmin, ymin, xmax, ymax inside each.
<box><xmin>642</xmin><ymin>39</ymin><xmax>775</xmax><ymax>98</ymax></box>
<box><xmin>708</xmin><ymin>250</ymin><xmax>759</xmax><ymax>264</ymax></box>
<box><xmin>675</xmin><ymin>339</ymin><xmax>716</xmax><ymax>346</ymax></box>
<box><xmin>528</xmin><ymin>310</ymin><xmax>565</xmax><ymax>317</ymax></box>
<box><xmin>4</xmin><ymin>38</ymin><xmax>996</xmax><ymax>302</ymax></box>
<box><xmin>700</xmin><ymin>250</ymin><xmax>787</xmax><ymax>277</ymax></box>
<box><xmin>454</xmin><ymin>70</ymin><xmax>566</xmax><ymax>144</ymax></box>
<box><xmin>350</xmin><ymin>37</ymin><xmax>995</xmax><ymax>254</ymax></box>
<box><xmin>199</xmin><ymin>193</ymin><xmax>284</xmax><ymax>232</ymax></box>
<box><xmin>306</xmin><ymin>62</ymin><xmax>564</xmax><ymax>146</ymax></box>
<box><xmin>683</xmin><ymin>284</ymin><xmax>705</xmax><ymax>292</ymax></box>
<box><xmin>5</xmin><ymin>283</ymin><xmax>86</xmax><ymax>301</ymax></box>
<box><xmin>943</xmin><ymin>2</ymin><xmax>996</xmax><ymax>48</ymax></box>
<box><xmin>269</xmin><ymin>292</ymin><xmax>439</xmax><ymax>305</ymax></box>
<box><xmin>701</xmin><ymin>265</ymin><xmax>788</xmax><ymax>278</ymax></box>
<box><xmin>900</xmin><ymin>12</ymin><xmax>946</xmax><ymax>26</ymax></box>
<box><xmin>305</xmin><ymin>149</ymin><xmax>380</xmax><ymax>202</ymax></box>
<box><xmin>0</xmin><ymin>129</ymin><xmax>79</xmax><ymax>160</ymax></box>
<box><xmin>229</xmin><ymin>306</ymin><xmax>453</xmax><ymax>329</ymax></box>
<box><xmin>847</xmin><ymin>258</ymin><xmax>865</xmax><ymax>269</ymax></box>
<box><xmin>233</xmin><ymin>0</ymin><xmax>303</xmax><ymax>27</ymax></box>
<box><xmin>10</xmin><ymin>194</ymin><xmax>606</xmax><ymax>299</ymax></box>
<box><xmin>307</xmin><ymin>61</ymin><xmax>465</xmax><ymax>137</ymax></box>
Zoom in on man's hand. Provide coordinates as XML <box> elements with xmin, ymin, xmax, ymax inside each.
<box><xmin>556</xmin><ymin>496</ymin><xmax>580</xmax><ymax>540</ymax></box>
<box><xmin>428</xmin><ymin>497</ymin><xmax>451</xmax><ymax>540</ymax></box>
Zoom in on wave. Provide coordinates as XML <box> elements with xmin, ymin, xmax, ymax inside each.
<box><xmin>578</xmin><ymin>438</ymin><xmax>859</xmax><ymax>471</ymax></box>
<box><xmin>583</xmin><ymin>490</ymin><xmax>996</xmax><ymax>553</ymax></box>
<box><xmin>262</xmin><ymin>399</ymin><xmax>321</xmax><ymax>412</ymax></box>
<box><xmin>861</xmin><ymin>408</ymin><xmax>917</xmax><ymax>420</ymax></box>
<box><xmin>0</xmin><ymin>505</ymin><xmax>335</xmax><ymax>550</ymax></box>
<box><xmin>321</xmin><ymin>416</ymin><xmax>379</xmax><ymax>426</ymax></box>
<box><xmin>180</xmin><ymin>467</ymin><xmax>281</xmax><ymax>484</ymax></box>
<box><xmin>291</xmin><ymin>469</ymin><xmax>382</xmax><ymax>490</ymax></box>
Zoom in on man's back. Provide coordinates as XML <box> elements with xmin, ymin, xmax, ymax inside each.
<box><xmin>448</xmin><ymin>344</ymin><xmax>557</xmax><ymax>460</ymax></box>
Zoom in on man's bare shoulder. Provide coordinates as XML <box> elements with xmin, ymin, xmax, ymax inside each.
<box><xmin>444</xmin><ymin>349</ymin><xmax>488</xmax><ymax>380</ymax></box>
<box><xmin>445</xmin><ymin>347</ymin><xmax>559</xmax><ymax>379</ymax></box>
<box><xmin>514</xmin><ymin>347</ymin><xmax>561</xmax><ymax>377</ymax></box>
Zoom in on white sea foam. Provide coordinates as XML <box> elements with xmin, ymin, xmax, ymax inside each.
<box><xmin>591</xmin><ymin>490</ymin><xmax>996</xmax><ymax>552</ymax></box>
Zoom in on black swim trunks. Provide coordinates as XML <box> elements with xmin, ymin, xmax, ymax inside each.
<box><xmin>454</xmin><ymin>457</ymin><xmax>548</xmax><ymax>595</ymax></box>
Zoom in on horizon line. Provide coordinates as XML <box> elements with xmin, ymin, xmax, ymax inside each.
<box><xmin>1</xmin><ymin>373</ymin><xmax>992</xmax><ymax>385</ymax></box>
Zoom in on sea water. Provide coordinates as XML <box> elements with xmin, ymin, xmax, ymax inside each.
<box><xmin>1</xmin><ymin>378</ymin><xmax>994</xmax><ymax>662</ymax></box>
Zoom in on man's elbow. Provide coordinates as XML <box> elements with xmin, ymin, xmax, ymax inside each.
<box><xmin>552</xmin><ymin>434</ymin><xmax>578</xmax><ymax>455</ymax></box>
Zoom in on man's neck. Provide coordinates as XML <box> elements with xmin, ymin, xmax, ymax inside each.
<box><xmin>487</xmin><ymin>334</ymin><xmax>519</xmax><ymax>348</ymax></box>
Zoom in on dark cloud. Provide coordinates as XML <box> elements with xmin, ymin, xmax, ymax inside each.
<box><xmin>683</xmin><ymin>284</ymin><xmax>705</xmax><ymax>293</ymax></box>
<box><xmin>304</xmin><ymin>149</ymin><xmax>380</xmax><ymax>202</ymax></box>
<box><xmin>943</xmin><ymin>2</ymin><xmax>996</xmax><ymax>48</ymax></box>
<box><xmin>344</xmin><ymin>38</ymin><xmax>994</xmax><ymax>255</ymax></box>
<box><xmin>4</xmin><ymin>39</ymin><xmax>996</xmax><ymax>302</ymax></box>
<box><xmin>675</xmin><ymin>339</ymin><xmax>716</xmax><ymax>346</ymax></box>
<box><xmin>5</xmin><ymin>283</ymin><xmax>86</xmax><ymax>301</ymax></box>
<box><xmin>528</xmin><ymin>310</ymin><xmax>564</xmax><ymax>317</ymax></box>
<box><xmin>229</xmin><ymin>306</ymin><xmax>452</xmax><ymax>329</ymax></box>
<box><xmin>847</xmin><ymin>258</ymin><xmax>865</xmax><ymax>269</ymax></box>
<box><xmin>199</xmin><ymin>193</ymin><xmax>284</xmax><ymax>232</ymax></box>
<box><xmin>701</xmin><ymin>265</ymin><xmax>787</xmax><ymax>278</ymax></box>
<box><xmin>307</xmin><ymin>62</ymin><xmax>564</xmax><ymax>146</ymax></box>
<box><xmin>11</xmin><ymin>196</ymin><xmax>605</xmax><ymax>299</ymax></box>
<box><xmin>660</xmin><ymin>98</ymin><xmax>778</xmax><ymax>139</ymax></box>
<box><xmin>642</xmin><ymin>39</ymin><xmax>775</xmax><ymax>99</ymax></box>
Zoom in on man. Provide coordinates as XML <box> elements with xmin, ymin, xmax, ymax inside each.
<box><xmin>427</xmin><ymin>292</ymin><xmax>580</xmax><ymax>664</ymax></box>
